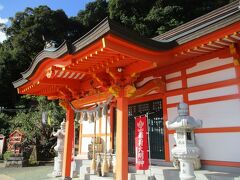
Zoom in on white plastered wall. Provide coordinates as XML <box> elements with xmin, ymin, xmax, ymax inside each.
<box><xmin>80</xmin><ymin>114</ymin><xmax>111</xmax><ymax>154</ymax></box>
<box><xmin>196</xmin><ymin>133</ymin><xmax>240</xmax><ymax>162</ymax></box>
<box><xmin>166</xmin><ymin>57</ymin><xmax>240</xmax><ymax>163</ymax></box>
<box><xmin>189</xmin><ymin>99</ymin><xmax>240</xmax><ymax>128</ymax></box>
<box><xmin>81</xmin><ymin>137</ymin><xmax>92</xmax><ymax>153</ymax></box>
<box><xmin>166</xmin><ymin>80</ymin><xmax>182</xmax><ymax>91</ymax></box>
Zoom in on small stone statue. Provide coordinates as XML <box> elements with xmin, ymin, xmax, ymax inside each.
<box><xmin>52</xmin><ymin>119</ymin><xmax>66</xmax><ymax>177</ymax></box>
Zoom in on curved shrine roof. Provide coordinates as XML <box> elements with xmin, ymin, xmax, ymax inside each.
<box><xmin>12</xmin><ymin>1</ymin><xmax>240</xmax><ymax>102</ymax></box>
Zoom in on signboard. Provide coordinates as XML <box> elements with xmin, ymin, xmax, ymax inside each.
<box><xmin>8</xmin><ymin>130</ymin><xmax>24</xmax><ymax>154</ymax></box>
<box><xmin>135</xmin><ymin>116</ymin><xmax>149</xmax><ymax>170</ymax></box>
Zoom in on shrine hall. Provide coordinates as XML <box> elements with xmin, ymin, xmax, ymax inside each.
<box><xmin>13</xmin><ymin>1</ymin><xmax>240</xmax><ymax>180</ymax></box>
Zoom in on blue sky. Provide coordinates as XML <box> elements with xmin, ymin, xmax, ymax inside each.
<box><xmin>0</xmin><ymin>0</ymin><xmax>94</xmax><ymax>42</ymax></box>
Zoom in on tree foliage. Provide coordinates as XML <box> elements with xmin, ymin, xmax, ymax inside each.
<box><xmin>77</xmin><ymin>0</ymin><xmax>108</xmax><ymax>32</ymax></box>
<box><xmin>109</xmin><ymin>0</ymin><xmax>230</xmax><ymax>36</ymax></box>
<box><xmin>9</xmin><ymin>95</ymin><xmax>65</xmax><ymax>159</ymax></box>
<box><xmin>0</xmin><ymin>112</ymin><xmax>11</xmax><ymax>136</ymax></box>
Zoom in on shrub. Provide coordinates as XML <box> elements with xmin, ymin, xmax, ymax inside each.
<box><xmin>3</xmin><ymin>151</ymin><xmax>13</xmax><ymax>160</ymax></box>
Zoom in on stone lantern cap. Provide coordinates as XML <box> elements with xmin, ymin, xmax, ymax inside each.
<box><xmin>166</xmin><ymin>102</ymin><xmax>202</xmax><ymax>130</ymax></box>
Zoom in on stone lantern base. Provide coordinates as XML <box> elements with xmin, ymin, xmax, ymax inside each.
<box><xmin>179</xmin><ymin>158</ymin><xmax>196</xmax><ymax>180</ymax></box>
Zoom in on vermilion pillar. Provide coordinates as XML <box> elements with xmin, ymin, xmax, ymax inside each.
<box><xmin>62</xmin><ymin>106</ymin><xmax>74</xmax><ymax>180</ymax></box>
<box><xmin>116</xmin><ymin>96</ymin><xmax>128</xmax><ymax>180</ymax></box>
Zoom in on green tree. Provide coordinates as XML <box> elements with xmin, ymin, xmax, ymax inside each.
<box><xmin>0</xmin><ymin>6</ymin><xmax>84</xmax><ymax>108</ymax></box>
<box><xmin>0</xmin><ymin>112</ymin><xmax>11</xmax><ymax>136</ymax></box>
<box><xmin>10</xmin><ymin>95</ymin><xmax>65</xmax><ymax>160</ymax></box>
<box><xmin>109</xmin><ymin>0</ymin><xmax>230</xmax><ymax>36</ymax></box>
<box><xmin>6</xmin><ymin>6</ymin><xmax>73</xmax><ymax>58</ymax></box>
<box><xmin>76</xmin><ymin>0</ymin><xmax>109</xmax><ymax>33</ymax></box>
<box><xmin>109</xmin><ymin>0</ymin><xmax>157</xmax><ymax>36</ymax></box>
<box><xmin>0</xmin><ymin>47</ymin><xmax>18</xmax><ymax>108</ymax></box>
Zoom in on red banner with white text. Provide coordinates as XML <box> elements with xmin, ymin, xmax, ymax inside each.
<box><xmin>135</xmin><ymin>115</ymin><xmax>149</xmax><ymax>170</ymax></box>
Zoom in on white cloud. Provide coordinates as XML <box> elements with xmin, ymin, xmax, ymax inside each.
<box><xmin>0</xmin><ymin>17</ymin><xmax>8</xmax><ymax>42</ymax></box>
<box><xmin>0</xmin><ymin>31</ymin><xmax>7</xmax><ymax>42</ymax></box>
<box><xmin>0</xmin><ymin>17</ymin><xmax>8</xmax><ymax>24</ymax></box>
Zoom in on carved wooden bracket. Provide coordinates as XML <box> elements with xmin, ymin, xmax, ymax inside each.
<box><xmin>59</xmin><ymin>87</ymin><xmax>73</xmax><ymax>101</ymax></box>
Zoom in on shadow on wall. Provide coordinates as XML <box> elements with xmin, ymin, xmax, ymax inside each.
<box><xmin>162</xmin><ymin>169</ymin><xmax>180</xmax><ymax>180</ymax></box>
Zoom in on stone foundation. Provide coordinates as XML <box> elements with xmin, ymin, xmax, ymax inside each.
<box><xmin>5</xmin><ymin>157</ymin><xmax>28</xmax><ymax>167</ymax></box>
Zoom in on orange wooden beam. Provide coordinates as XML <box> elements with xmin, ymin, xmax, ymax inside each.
<box><xmin>62</xmin><ymin>106</ymin><xmax>74</xmax><ymax>179</ymax></box>
<box><xmin>168</xmin><ymin>126</ymin><xmax>240</xmax><ymax>134</ymax></box>
<box><xmin>162</xmin><ymin>95</ymin><xmax>170</xmax><ymax>161</ymax></box>
<box><xmin>201</xmin><ymin>160</ymin><xmax>240</xmax><ymax>167</ymax></box>
<box><xmin>165</xmin><ymin>78</ymin><xmax>240</xmax><ymax>97</ymax></box>
<box><xmin>71</xmin><ymin>92</ymin><xmax>112</xmax><ymax>108</ymax></box>
<box><xmin>186</xmin><ymin>63</ymin><xmax>234</xmax><ymax>78</ymax></box>
<box><xmin>167</xmin><ymin>94</ymin><xmax>240</xmax><ymax>108</ymax></box>
<box><xmin>140</xmin><ymin>48</ymin><xmax>231</xmax><ymax>80</ymax></box>
<box><xmin>194</xmin><ymin>126</ymin><xmax>240</xmax><ymax>133</ymax></box>
<box><xmin>109</xmin><ymin>104</ymin><xmax>114</xmax><ymax>150</ymax></box>
<box><xmin>173</xmin><ymin>22</ymin><xmax>240</xmax><ymax>54</ymax></box>
<box><xmin>116</xmin><ymin>93</ymin><xmax>128</xmax><ymax>180</ymax></box>
<box><xmin>40</xmin><ymin>78</ymin><xmax>82</xmax><ymax>87</ymax></box>
<box><xmin>103</xmin><ymin>35</ymin><xmax>172</xmax><ymax>64</ymax></box>
<box><xmin>129</xmin><ymin>93</ymin><xmax>163</xmax><ymax>105</ymax></box>
<box><xmin>124</xmin><ymin>61</ymin><xmax>157</xmax><ymax>77</ymax></box>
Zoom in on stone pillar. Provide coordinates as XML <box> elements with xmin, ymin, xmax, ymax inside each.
<box><xmin>116</xmin><ymin>95</ymin><xmax>128</xmax><ymax>180</ymax></box>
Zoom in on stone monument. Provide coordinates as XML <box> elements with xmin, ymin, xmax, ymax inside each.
<box><xmin>52</xmin><ymin>119</ymin><xmax>66</xmax><ymax>177</ymax></box>
<box><xmin>166</xmin><ymin>102</ymin><xmax>202</xmax><ymax>180</ymax></box>
<box><xmin>5</xmin><ymin>130</ymin><xmax>27</xmax><ymax>167</ymax></box>
<box><xmin>0</xmin><ymin>134</ymin><xmax>5</xmax><ymax>159</ymax></box>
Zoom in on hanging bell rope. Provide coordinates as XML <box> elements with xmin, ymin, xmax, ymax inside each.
<box><xmin>96</xmin><ymin>105</ymin><xmax>102</xmax><ymax>120</ymax></box>
<box><xmin>101</xmin><ymin>104</ymin><xmax>109</xmax><ymax>176</ymax></box>
<box><xmin>88</xmin><ymin>112</ymin><xmax>95</xmax><ymax>123</ymax></box>
<box><xmin>75</xmin><ymin>112</ymin><xmax>81</xmax><ymax>123</ymax></box>
<box><xmin>65</xmin><ymin>96</ymin><xmax>113</xmax><ymax>174</ymax></box>
<box><xmin>82</xmin><ymin>112</ymin><xmax>88</xmax><ymax>121</ymax></box>
<box><xmin>90</xmin><ymin>110</ymin><xmax>97</xmax><ymax>172</ymax></box>
<box><xmin>102</xmin><ymin>104</ymin><xmax>108</xmax><ymax>116</ymax></box>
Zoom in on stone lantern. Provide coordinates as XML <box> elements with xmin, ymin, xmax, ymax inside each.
<box><xmin>166</xmin><ymin>102</ymin><xmax>202</xmax><ymax>180</ymax></box>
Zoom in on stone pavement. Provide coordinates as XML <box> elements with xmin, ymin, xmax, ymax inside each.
<box><xmin>0</xmin><ymin>162</ymin><xmax>112</xmax><ymax>180</ymax></box>
<box><xmin>0</xmin><ymin>163</ymin><xmax>61</xmax><ymax>180</ymax></box>
<box><xmin>1</xmin><ymin>162</ymin><xmax>240</xmax><ymax>180</ymax></box>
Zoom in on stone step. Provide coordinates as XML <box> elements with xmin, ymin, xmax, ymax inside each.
<box><xmin>76</xmin><ymin>160</ymin><xmax>240</xmax><ymax>180</ymax></box>
<box><xmin>77</xmin><ymin>169</ymin><xmax>240</xmax><ymax>180</ymax></box>
<box><xmin>81</xmin><ymin>173</ymin><xmax>114</xmax><ymax>180</ymax></box>
<box><xmin>128</xmin><ymin>169</ymin><xmax>240</xmax><ymax>180</ymax></box>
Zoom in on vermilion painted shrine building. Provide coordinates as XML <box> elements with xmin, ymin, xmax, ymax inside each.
<box><xmin>13</xmin><ymin>1</ymin><xmax>240</xmax><ymax>179</ymax></box>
